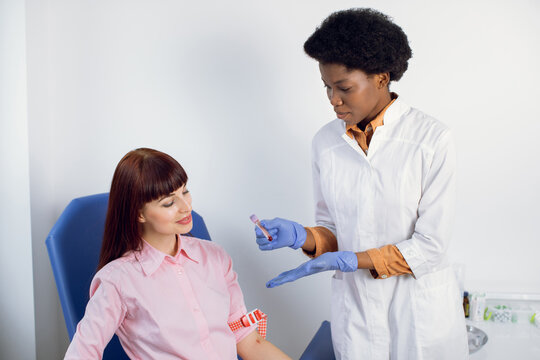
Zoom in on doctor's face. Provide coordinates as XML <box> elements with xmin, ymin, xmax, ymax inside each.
<box><xmin>319</xmin><ymin>63</ymin><xmax>389</xmax><ymax>126</ymax></box>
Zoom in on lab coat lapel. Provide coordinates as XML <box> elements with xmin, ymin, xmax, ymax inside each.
<box><xmin>341</xmin><ymin>133</ymin><xmax>369</xmax><ymax>161</ymax></box>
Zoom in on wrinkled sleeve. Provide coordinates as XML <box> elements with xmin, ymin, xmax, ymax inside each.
<box><xmin>366</xmin><ymin>245</ymin><xmax>412</xmax><ymax>279</ymax></box>
<box><xmin>221</xmin><ymin>250</ymin><xmax>257</xmax><ymax>343</ymax></box>
<box><xmin>303</xmin><ymin>226</ymin><xmax>338</xmax><ymax>258</ymax></box>
<box><xmin>395</xmin><ymin>129</ymin><xmax>457</xmax><ymax>279</ymax></box>
<box><xmin>64</xmin><ymin>276</ymin><xmax>127</xmax><ymax>359</ymax></box>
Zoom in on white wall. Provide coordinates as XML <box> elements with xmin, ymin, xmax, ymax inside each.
<box><xmin>25</xmin><ymin>0</ymin><xmax>67</xmax><ymax>357</ymax></box>
<box><xmin>0</xmin><ymin>0</ymin><xmax>36</xmax><ymax>359</ymax></box>
<box><xmin>22</xmin><ymin>0</ymin><xmax>540</xmax><ymax>358</ymax></box>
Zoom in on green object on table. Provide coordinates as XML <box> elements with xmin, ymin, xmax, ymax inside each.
<box><xmin>484</xmin><ymin>307</ymin><xmax>492</xmax><ymax>321</ymax></box>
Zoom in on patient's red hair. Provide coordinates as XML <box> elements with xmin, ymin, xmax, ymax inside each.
<box><xmin>97</xmin><ymin>148</ymin><xmax>188</xmax><ymax>271</ymax></box>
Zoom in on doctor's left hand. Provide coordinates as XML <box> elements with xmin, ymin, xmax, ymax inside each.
<box><xmin>266</xmin><ymin>251</ymin><xmax>358</xmax><ymax>288</ymax></box>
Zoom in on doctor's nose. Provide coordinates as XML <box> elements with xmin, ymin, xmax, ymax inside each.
<box><xmin>328</xmin><ymin>90</ymin><xmax>343</xmax><ymax>107</ymax></box>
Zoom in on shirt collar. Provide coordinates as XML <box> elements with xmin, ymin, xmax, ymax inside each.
<box><xmin>346</xmin><ymin>92</ymin><xmax>398</xmax><ymax>138</ymax></box>
<box><xmin>137</xmin><ymin>235</ymin><xmax>199</xmax><ymax>276</ymax></box>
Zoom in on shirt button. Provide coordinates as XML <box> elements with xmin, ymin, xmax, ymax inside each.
<box><xmin>177</xmin><ymin>270</ymin><xmax>182</xmax><ymax>275</ymax></box>
<box><xmin>381</xmin><ymin>274</ymin><xmax>388</xmax><ymax>279</ymax></box>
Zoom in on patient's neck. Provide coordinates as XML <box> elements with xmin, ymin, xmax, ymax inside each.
<box><xmin>143</xmin><ymin>233</ymin><xmax>178</xmax><ymax>256</ymax></box>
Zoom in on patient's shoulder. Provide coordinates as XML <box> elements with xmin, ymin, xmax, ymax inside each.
<box><xmin>93</xmin><ymin>252</ymin><xmax>139</xmax><ymax>282</ymax></box>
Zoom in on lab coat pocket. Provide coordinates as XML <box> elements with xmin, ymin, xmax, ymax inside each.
<box><xmin>330</xmin><ymin>272</ymin><xmax>346</xmax><ymax>357</ymax></box>
<box><xmin>413</xmin><ymin>267</ymin><xmax>466</xmax><ymax>358</ymax></box>
<box><xmin>330</xmin><ymin>271</ymin><xmax>346</xmax><ymax>320</ymax></box>
<box><xmin>332</xmin><ymin>270</ymin><xmax>344</xmax><ymax>280</ymax></box>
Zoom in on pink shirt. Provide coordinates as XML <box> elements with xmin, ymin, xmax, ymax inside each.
<box><xmin>65</xmin><ymin>236</ymin><xmax>256</xmax><ymax>360</ymax></box>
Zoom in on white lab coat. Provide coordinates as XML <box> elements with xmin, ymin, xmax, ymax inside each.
<box><xmin>312</xmin><ymin>98</ymin><xmax>469</xmax><ymax>359</ymax></box>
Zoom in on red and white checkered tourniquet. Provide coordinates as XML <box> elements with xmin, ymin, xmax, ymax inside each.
<box><xmin>228</xmin><ymin>309</ymin><xmax>268</xmax><ymax>339</ymax></box>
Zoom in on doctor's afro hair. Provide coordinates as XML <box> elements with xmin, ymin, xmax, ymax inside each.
<box><xmin>304</xmin><ymin>8</ymin><xmax>412</xmax><ymax>82</ymax></box>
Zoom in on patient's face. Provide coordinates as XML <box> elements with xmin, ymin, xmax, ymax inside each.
<box><xmin>139</xmin><ymin>185</ymin><xmax>193</xmax><ymax>241</ymax></box>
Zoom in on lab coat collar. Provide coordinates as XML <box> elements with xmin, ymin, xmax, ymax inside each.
<box><xmin>339</xmin><ymin>96</ymin><xmax>410</xmax><ymax>154</ymax></box>
<box><xmin>379</xmin><ymin>96</ymin><xmax>411</xmax><ymax>128</ymax></box>
<box><xmin>341</xmin><ymin>94</ymin><xmax>410</xmax><ymax>136</ymax></box>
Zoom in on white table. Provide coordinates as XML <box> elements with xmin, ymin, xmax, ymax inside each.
<box><xmin>468</xmin><ymin>317</ymin><xmax>540</xmax><ymax>359</ymax></box>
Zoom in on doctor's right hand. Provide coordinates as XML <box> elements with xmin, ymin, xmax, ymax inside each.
<box><xmin>254</xmin><ymin>218</ymin><xmax>307</xmax><ymax>251</ymax></box>
<box><xmin>266</xmin><ymin>251</ymin><xmax>358</xmax><ymax>288</ymax></box>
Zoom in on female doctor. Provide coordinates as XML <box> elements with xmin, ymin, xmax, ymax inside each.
<box><xmin>254</xmin><ymin>8</ymin><xmax>469</xmax><ymax>360</ymax></box>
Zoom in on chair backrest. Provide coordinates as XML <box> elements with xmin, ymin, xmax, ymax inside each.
<box><xmin>299</xmin><ymin>321</ymin><xmax>335</xmax><ymax>360</ymax></box>
<box><xmin>46</xmin><ymin>193</ymin><xmax>211</xmax><ymax>359</ymax></box>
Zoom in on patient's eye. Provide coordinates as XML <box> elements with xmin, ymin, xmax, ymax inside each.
<box><xmin>163</xmin><ymin>200</ymin><xmax>174</xmax><ymax>208</ymax></box>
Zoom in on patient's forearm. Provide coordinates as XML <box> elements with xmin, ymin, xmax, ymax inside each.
<box><xmin>236</xmin><ymin>330</ymin><xmax>291</xmax><ymax>360</ymax></box>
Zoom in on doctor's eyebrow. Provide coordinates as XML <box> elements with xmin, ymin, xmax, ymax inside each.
<box><xmin>321</xmin><ymin>78</ymin><xmax>349</xmax><ymax>86</ymax></box>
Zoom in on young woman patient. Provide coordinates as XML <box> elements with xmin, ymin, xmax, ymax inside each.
<box><xmin>65</xmin><ymin>147</ymin><xmax>290</xmax><ymax>360</ymax></box>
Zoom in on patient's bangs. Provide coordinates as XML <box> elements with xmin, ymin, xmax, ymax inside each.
<box><xmin>139</xmin><ymin>156</ymin><xmax>188</xmax><ymax>203</ymax></box>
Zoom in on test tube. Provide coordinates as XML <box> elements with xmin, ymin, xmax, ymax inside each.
<box><xmin>250</xmin><ymin>214</ymin><xmax>273</xmax><ymax>241</ymax></box>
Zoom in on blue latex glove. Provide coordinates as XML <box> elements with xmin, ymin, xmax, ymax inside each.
<box><xmin>254</xmin><ymin>217</ymin><xmax>306</xmax><ymax>250</ymax></box>
<box><xmin>266</xmin><ymin>251</ymin><xmax>358</xmax><ymax>288</ymax></box>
